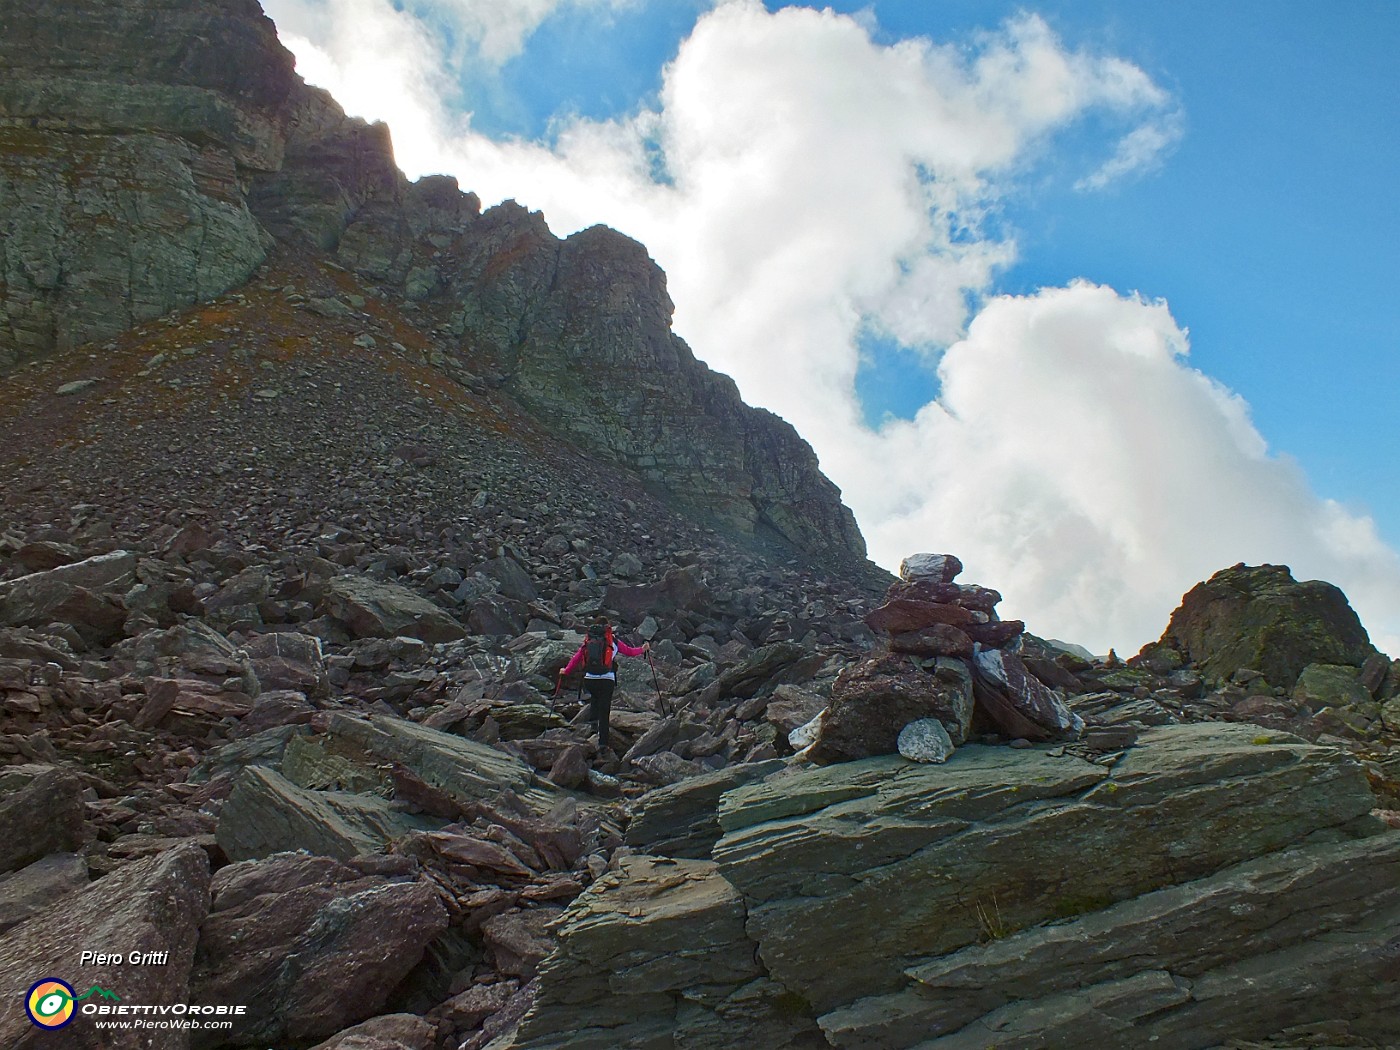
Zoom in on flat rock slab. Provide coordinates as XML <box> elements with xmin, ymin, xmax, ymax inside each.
<box><xmin>712</xmin><ymin>723</ymin><xmax>1380</xmax><ymax>1019</ymax></box>
<box><xmin>324</xmin><ymin>574</ymin><xmax>466</xmax><ymax>643</ymax></box>
<box><xmin>824</xmin><ymin>831</ymin><xmax>1400</xmax><ymax>1049</ymax></box>
<box><xmin>319</xmin><ymin>712</ymin><xmax>560</xmax><ymax>814</ymax></box>
<box><xmin>625</xmin><ymin>760</ymin><xmax>786</xmax><ymax>859</ymax></box>
<box><xmin>503</xmin><ymin>855</ymin><xmax>818</xmax><ymax>1050</ymax></box>
<box><xmin>0</xmin><ymin>843</ymin><xmax>209</xmax><ymax>1050</ymax></box>
<box><xmin>216</xmin><ymin>765</ymin><xmax>442</xmax><ymax>862</ymax></box>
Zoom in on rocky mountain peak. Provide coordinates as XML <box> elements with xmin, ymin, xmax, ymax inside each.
<box><xmin>0</xmin><ymin>0</ymin><xmax>866</xmax><ymax>564</ymax></box>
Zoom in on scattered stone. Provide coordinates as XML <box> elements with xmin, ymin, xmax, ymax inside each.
<box><xmin>897</xmin><ymin>718</ymin><xmax>955</xmax><ymax>763</ymax></box>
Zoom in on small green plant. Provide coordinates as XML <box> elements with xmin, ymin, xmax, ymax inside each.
<box><xmin>974</xmin><ymin>895</ymin><xmax>1009</xmax><ymax>941</ymax></box>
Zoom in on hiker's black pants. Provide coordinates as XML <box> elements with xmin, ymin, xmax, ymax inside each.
<box><xmin>583</xmin><ymin>677</ymin><xmax>615</xmax><ymax>750</ymax></box>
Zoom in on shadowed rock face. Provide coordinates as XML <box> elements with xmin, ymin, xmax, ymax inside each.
<box><xmin>1142</xmin><ymin>562</ymin><xmax>1377</xmax><ymax>688</ymax></box>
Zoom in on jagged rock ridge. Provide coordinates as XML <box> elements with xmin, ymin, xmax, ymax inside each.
<box><xmin>0</xmin><ymin>0</ymin><xmax>864</xmax><ymax>562</ymax></box>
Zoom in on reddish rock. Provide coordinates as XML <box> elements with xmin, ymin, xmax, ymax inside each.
<box><xmin>764</xmin><ymin>684</ymin><xmax>827</xmax><ymax>734</ymax></box>
<box><xmin>812</xmin><ymin>654</ymin><xmax>974</xmax><ymax>763</ymax></box>
<box><xmin>0</xmin><ymin>843</ymin><xmax>209</xmax><ymax>1050</ymax></box>
<box><xmin>547</xmin><ymin>744</ymin><xmax>590</xmax><ymax>790</ymax></box>
<box><xmin>0</xmin><ymin>767</ymin><xmax>88</xmax><ymax>874</ymax></box>
<box><xmin>482</xmin><ymin>907</ymin><xmax>563</xmax><ymax>979</ymax></box>
<box><xmin>888</xmin><ymin>623</ymin><xmax>975</xmax><ymax>659</ymax></box>
<box><xmin>887</xmin><ymin>579</ymin><xmax>1002</xmax><ymax>616</ymax></box>
<box><xmin>971</xmin><ymin>649</ymin><xmax>1083</xmax><ymax>742</ymax></box>
<box><xmin>243</xmin><ymin>630</ymin><xmax>331</xmax><ymax>698</ymax></box>
<box><xmin>438</xmin><ymin>982</ymin><xmax>516</xmax><ymax>1030</ymax></box>
<box><xmin>192</xmin><ymin>852</ymin><xmax>448</xmax><ymax>1048</ymax></box>
<box><xmin>866</xmin><ymin>599</ymin><xmax>977</xmax><ymax>635</ymax></box>
<box><xmin>963</xmin><ymin>619</ymin><xmax>1025</xmax><ymax>649</ymax></box>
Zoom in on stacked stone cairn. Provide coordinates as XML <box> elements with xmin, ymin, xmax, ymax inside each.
<box><xmin>803</xmin><ymin>553</ymin><xmax>1083</xmax><ymax>764</ymax></box>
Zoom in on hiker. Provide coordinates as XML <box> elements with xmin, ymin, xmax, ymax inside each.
<box><xmin>558</xmin><ymin>618</ymin><xmax>649</xmax><ymax>754</ymax></box>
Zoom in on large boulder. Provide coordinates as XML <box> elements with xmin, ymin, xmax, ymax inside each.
<box><xmin>323</xmin><ymin>575</ymin><xmax>466</xmax><ymax>644</ymax></box>
<box><xmin>0</xmin><ymin>767</ymin><xmax>88</xmax><ymax>873</ymax></box>
<box><xmin>191</xmin><ymin>852</ymin><xmax>448</xmax><ymax>1048</ymax></box>
<box><xmin>216</xmin><ymin>766</ymin><xmax>441</xmax><ymax>862</ymax></box>
<box><xmin>1141</xmin><ymin>563</ymin><xmax>1377</xmax><ymax>688</ymax></box>
<box><xmin>0</xmin><ymin>843</ymin><xmax>209</xmax><ymax>1049</ymax></box>
<box><xmin>811</xmin><ymin>653</ymin><xmax>974</xmax><ymax>762</ymax></box>
<box><xmin>241</xmin><ymin>630</ymin><xmax>331</xmax><ymax>698</ymax></box>
<box><xmin>0</xmin><ymin>551</ymin><xmax>138</xmax><ymax>646</ymax></box>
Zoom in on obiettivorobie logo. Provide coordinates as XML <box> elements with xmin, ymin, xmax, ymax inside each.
<box><xmin>23</xmin><ymin>977</ymin><xmax>246</xmax><ymax>1032</ymax></box>
<box><xmin>25</xmin><ymin>979</ymin><xmax>121</xmax><ymax>1029</ymax></box>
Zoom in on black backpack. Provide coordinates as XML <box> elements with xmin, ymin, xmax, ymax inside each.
<box><xmin>584</xmin><ymin>623</ymin><xmax>614</xmax><ymax>675</ymax></box>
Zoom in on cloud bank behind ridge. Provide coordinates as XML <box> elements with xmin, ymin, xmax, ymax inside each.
<box><xmin>261</xmin><ymin>0</ymin><xmax>1400</xmax><ymax>656</ymax></box>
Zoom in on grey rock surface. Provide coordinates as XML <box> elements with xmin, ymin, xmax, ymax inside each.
<box><xmin>216</xmin><ymin>764</ymin><xmax>441</xmax><ymax>862</ymax></box>
<box><xmin>492</xmin><ymin>724</ymin><xmax>1391</xmax><ymax>1050</ymax></box>
<box><xmin>0</xmin><ymin>843</ymin><xmax>210</xmax><ymax>1050</ymax></box>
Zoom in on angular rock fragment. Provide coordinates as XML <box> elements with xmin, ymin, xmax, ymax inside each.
<box><xmin>971</xmin><ymin>648</ymin><xmax>1083</xmax><ymax>741</ymax></box>
<box><xmin>897</xmin><ymin>718</ymin><xmax>955</xmax><ymax>764</ymax></box>
<box><xmin>324</xmin><ymin>574</ymin><xmax>466</xmax><ymax>643</ymax></box>
<box><xmin>192</xmin><ymin>852</ymin><xmax>448</xmax><ymax>1048</ymax></box>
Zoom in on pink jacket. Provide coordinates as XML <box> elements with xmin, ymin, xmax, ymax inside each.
<box><xmin>562</xmin><ymin>636</ymin><xmax>646</xmax><ymax>678</ymax></box>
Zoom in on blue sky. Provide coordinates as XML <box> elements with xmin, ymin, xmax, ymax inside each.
<box><xmin>477</xmin><ymin>0</ymin><xmax>1400</xmax><ymax>540</ymax></box>
<box><xmin>262</xmin><ymin>0</ymin><xmax>1400</xmax><ymax>654</ymax></box>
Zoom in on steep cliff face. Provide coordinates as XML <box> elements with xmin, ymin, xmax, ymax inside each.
<box><xmin>332</xmin><ymin>195</ymin><xmax>866</xmax><ymax>558</ymax></box>
<box><xmin>0</xmin><ymin>0</ymin><xmax>869</xmax><ymax>566</ymax></box>
<box><xmin>0</xmin><ymin>0</ymin><xmax>296</xmax><ymax>361</ymax></box>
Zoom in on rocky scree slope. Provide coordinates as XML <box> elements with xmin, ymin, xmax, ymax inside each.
<box><xmin>0</xmin><ymin>0</ymin><xmax>865</xmax><ymax>561</ymax></box>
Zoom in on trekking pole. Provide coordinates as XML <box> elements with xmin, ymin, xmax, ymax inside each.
<box><xmin>647</xmin><ymin>649</ymin><xmax>668</xmax><ymax>715</ymax></box>
<box><xmin>550</xmin><ymin>673</ymin><xmax>562</xmax><ymax>712</ymax></box>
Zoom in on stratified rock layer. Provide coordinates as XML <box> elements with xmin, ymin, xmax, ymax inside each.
<box><xmin>490</xmin><ymin>723</ymin><xmax>1397</xmax><ymax>1050</ymax></box>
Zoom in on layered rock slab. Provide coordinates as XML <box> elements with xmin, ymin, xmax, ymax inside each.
<box><xmin>714</xmin><ymin>723</ymin><xmax>1378</xmax><ymax>1019</ymax></box>
<box><xmin>493</xmin><ymin>855</ymin><xmax>823</xmax><ymax>1050</ymax></box>
<box><xmin>495</xmin><ymin>723</ymin><xmax>1386</xmax><ymax>1050</ymax></box>
<box><xmin>826</xmin><ymin>831</ymin><xmax>1400</xmax><ymax>1048</ymax></box>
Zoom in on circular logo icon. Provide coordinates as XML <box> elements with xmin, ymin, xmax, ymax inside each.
<box><xmin>26</xmin><ymin>979</ymin><xmax>76</xmax><ymax>1029</ymax></box>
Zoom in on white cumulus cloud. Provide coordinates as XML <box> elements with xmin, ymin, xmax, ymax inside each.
<box><xmin>257</xmin><ymin>0</ymin><xmax>1400</xmax><ymax>656</ymax></box>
